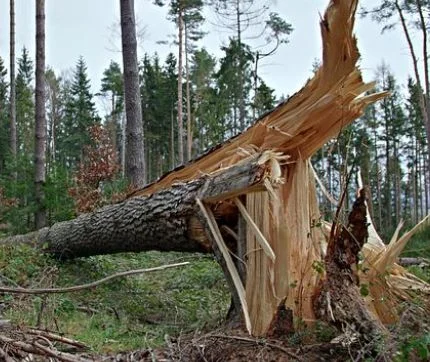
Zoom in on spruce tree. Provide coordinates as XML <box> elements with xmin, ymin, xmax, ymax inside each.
<box><xmin>252</xmin><ymin>80</ymin><xmax>276</xmax><ymax>118</ymax></box>
<box><xmin>59</xmin><ymin>57</ymin><xmax>99</xmax><ymax>168</ymax></box>
<box><xmin>16</xmin><ymin>47</ymin><xmax>34</xmax><ymax>158</ymax></box>
<box><xmin>216</xmin><ymin>39</ymin><xmax>253</xmax><ymax>135</ymax></box>
<box><xmin>190</xmin><ymin>48</ymin><xmax>221</xmax><ymax>152</ymax></box>
<box><xmin>141</xmin><ymin>54</ymin><xmax>178</xmax><ymax>180</ymax></box>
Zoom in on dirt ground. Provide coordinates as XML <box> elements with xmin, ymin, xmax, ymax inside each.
<box><xmin>106</xmin><ymin>329</ymin><xmax>351</xmax><ymax>362</ymax></box>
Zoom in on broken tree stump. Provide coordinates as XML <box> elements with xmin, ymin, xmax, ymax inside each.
<box><xmin>313</xmin><ymin>189</ymin><xmax>386</xmax><ymax>344</ymax></box>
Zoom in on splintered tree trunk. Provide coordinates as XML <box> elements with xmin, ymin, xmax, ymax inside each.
<box><xmin>313</xmin><ymin>189</ymin><xmax>386</xmax><ymax>343</ymax></box>
<box><xmin>120</xmin><ymin>0</ymin><xmax>146</xmax><ymax>188</ymax></box>
<box><xmin>0</xmin><ymin>154</ymin><xmax>273</xmax><ymax>260</ymax></box>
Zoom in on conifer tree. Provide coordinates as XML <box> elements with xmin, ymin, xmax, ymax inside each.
<box><xmin>59</xmin><ymin>57</ymin><xmax>99</xmax><ymax>168</ymax></box>
<box><xmin>252</xmin><ymin>80</ymin><xmax>276</xmax><ymax>118</ymax></box>
<box><xmin>366</xmin><ymin>0</ymin><xmax>430</xmax><ymax>205</ymax></box>
<box><xmin>100</xmin><ymin>60</ymin><xmax>124</xmax><ymax>168</ymax></box>
<box><xmin>216</xmin><ymin>39</ymin><xmax>253</xmax><ymax>135</ymax></box>
<box><xmin>45</xmin><ymin>68</ymin><xmax>63</xmax><ymax>172</ymax></box>
<box><xmin>154</xmin><ymin>0</ymin><xmax>205</xmax><ymax>163</ymax></box>
<box><xmin>190</xmin><ymin>48</ymin><xmax>221</xmax><ymax>152</ymax></box>
<box><xmin>16</xmin><ymin>48</ymin><xmax>35</xmax><ymax>157</ymax></box>
<box><xmin>211</xmin><ymin>0</ymin><xmax>292</xmax><ymax>128</ymax></box>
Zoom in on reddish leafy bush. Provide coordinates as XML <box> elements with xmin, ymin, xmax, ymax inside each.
<box><xmin>68</xmin><ymin>125</ymin><xmax>120</xmax><ymax>213</ymax></box>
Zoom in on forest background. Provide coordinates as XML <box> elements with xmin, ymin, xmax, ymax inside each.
<box><xmin>0</xmin><ymin>0</ymin><xmax>429</xmax><ymax>241</ymax></box>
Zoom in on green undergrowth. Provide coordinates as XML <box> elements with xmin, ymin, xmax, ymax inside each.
<box><xmin>402</xmin><ymin>226</ymin><xmax>430</xmax><ymax>259</ymax></box>
<box><xmin>0</xmin><ymin>244</ymin><xmax>230</xmax><ymax>353</ymax></box>
<box><xmin>402</xmin><ymin>225</ymin><xmax>430</xmax><ymax>283</ymax></box>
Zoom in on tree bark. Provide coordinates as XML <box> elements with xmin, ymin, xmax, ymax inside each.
<box><xmin>0</xmin><ymin>154</ymin><xmax>272</xmax><ymax>260</ymax></box>
<box><xmin>236</xmin><ymin>0</ymin><xmax>246</xmax><ymax>130</ymax></box>
<box><xmin>177</xmin><ymin>5</ymin><xmax>184</xmax><ymax>165</ymax></box>
<box><xmin>35</xmin><ymin>0</ymin><xmax>47</xmax><ymax>229</ymax></box>
<box><xmin>120</xmin><ymin>0</ymin><xmax>146</xmax><ymax>188</ymax></box>
<box><xmin>9</xmin><ymin>0</ymin><xmax>16</xmax><ymax>160</ymax></box>
<box><xmin>313</xmin><ymin>189</ymin><xmax>386</xmax><ymax>344</ymax></box>
<box><xmin>185</xmin><ymin>23</ymin><xmax>192</xmax><ymax>162</ymax></box>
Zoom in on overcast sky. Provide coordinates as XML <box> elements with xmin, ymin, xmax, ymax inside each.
<box><xmin>0</xmin><ymin>0</ymin><xmax>420</xmax><ymax>114</ymax></box>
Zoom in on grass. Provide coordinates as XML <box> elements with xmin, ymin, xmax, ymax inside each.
<box><xmin>402</xmin><ymin>225</ymin><xmax>430</xmax><ymax>260</ymax></box>
<box><xmin>0</xmin><ymin>245</ymin><xmax>230</xmax><ymax>353</ymax></box>
<box><xmin>401</xmin><ymin>225</ymin><xmax>430</xmax><ymax>283</ymax></box>
<box><xmin>1</xmin><ymin>225</ymin><xmax>429</xmax><ymax>357</ymax></box>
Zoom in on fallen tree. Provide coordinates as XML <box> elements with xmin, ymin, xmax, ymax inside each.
<box><xmin>0</xmin><ymin>151</ymin><xmax>283</xmax><ymax>259</ymax></box>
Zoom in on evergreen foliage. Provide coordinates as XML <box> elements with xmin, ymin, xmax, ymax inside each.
<box><xmin>59</xmin><ymin>57</ymin><xmax>100</xmax><ymax>168</ymax></box>
<box><xmin>0</xmin><ymin>0</ymin><xmax>427</xmax><ymax>244</ymax></box>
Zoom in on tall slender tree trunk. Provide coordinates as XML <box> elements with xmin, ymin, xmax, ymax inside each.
<box><xmin>177</xmin><ymin>6</ymin><xmax>184</xmax><ymax>165</ymax></box>
<box><xmin>185</xmin><ymin>24</ymin><xmax>192</xmax><ymax>162</ymax></box>
<box><xmin>9</xmin><ymin>0</ymin><xmax>17</xmax><ymax>161</ymax></box>
<box><xmin>121</xmin><ymin>112</ymin><xmax>126</xmax><ymax>177</ymax></box>
<box><xmin>236</xmin><ymin>0</ymin><xmax>245</xmax><ymax>130</ymax></box>
<box><xmin>415</xmin><ymin>0</ymin><xmax>430</xmax><ymax>214</ymax></box>
<box><xmin>120</xmin><ymin>0</ymin><xmax>146</xmax><ymax>188</ymax></box>
<box><xmin>171</xmin><ymin>106</ymin><xmax>175</xmax><ymax>169</ymax></box>
<box><xmin>35</xmin><ymin>0</ymin><xmax>46</xmax><ymax>229</ymax></box>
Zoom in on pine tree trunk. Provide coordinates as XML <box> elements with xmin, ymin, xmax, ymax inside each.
<box><xmin>0</xmin><ymin>153</ymin><xmax>271</xmax><ymax>260</ymax></box>
<box><xmin>9</xmin><ymin>0</ymin><xmax>16</xmax><ymax>160</ymax></box>
<box><xmin>120</xmin><ymin>0</ymin><xmax>146</xmax><ymax>188</ymax></box>
<box><xmin>171</xmin><ymin>107</ymin><xmax>175</xmax><ymax>169</ymax></box>
<box><xmin>236</xmin><ymin>0</ymin><xmax>246</xmax><ymax>130</ymax></box>
<box><xmin>185</xmin><ymin>24</ymin><xmax>192</xmax><ymax>162</ymax></box>
<box><xmin>177</xmin><ymin>6</ymin><xmax>184</xmax><ymax>165</ymax></box>
<box><xmin>35</xmin><ymin>0</ymin><xmax>46</xmax><ymax>229</ymax></box>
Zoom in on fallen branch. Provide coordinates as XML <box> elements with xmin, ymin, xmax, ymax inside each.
<box><xmin>0</xmin><ymin>262</ymin><xmax>189</xmax><ymax>294</ymax></box>
<box><xmin>32</xmin><ymin>341</ymin><xmax>89</xmax><ymax>362</ymax></box>
<box><xmin>0</xmin><ymin>347</ymin><xmax>14</xmax><ymax>362</ymax></box>
<box><xmin>0</xmin><ymin>335</ymin><xmax>91</xmax><ymax>362</ymax></box>
<box><xmin>27</xmin><ymin>329</ymin><xmax>89</xmax><ymax>350</ymax></box>
<box><xmin>398</xmin><ymin>257</ymin><xmax>430</xmax><ymax>267</ymax></box>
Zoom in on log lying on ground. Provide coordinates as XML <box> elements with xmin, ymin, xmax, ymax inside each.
<box><xmin>0</xmin><ymin>152</ymin><xmax>284</xmax><ymax>259</ymax></box>
<box><xmin>398</xmin><ymin>257</ymin><xmax>430</xmax><ymax>267</ymax></box>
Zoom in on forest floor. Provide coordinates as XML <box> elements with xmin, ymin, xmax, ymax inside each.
<box><xmin>0</xmin><ymin>230</ymin><xmax>429</xmax><ymax>361</ymax></box>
